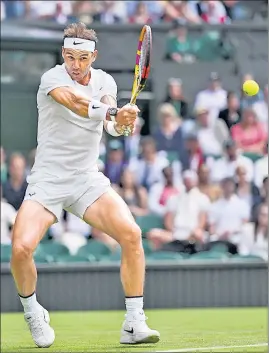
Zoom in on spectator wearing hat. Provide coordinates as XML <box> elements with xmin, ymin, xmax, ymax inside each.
<box><xmin>164</xmin><ymin>78</ymin><xmax>189</xmax><ymax>119</ymax></box>
<box><xmin>209</xmin><ymin>140</ymin><xmax>254</xmax><ymax>183</ymax></box>
<box><xmin>208</xmin><ymin>177</ymin><xmax>250</xmax><ymax>254</ymax></box>
<box><xmin>194</xmin><ymin>72</ymin><xmax>227</xmax><ymax>126</ymax></box>
<box><xmin>147</xmin><ymin>170</ymin><xmax>210</xmax><ymax>252</ymax></box>
<box><xmin>104</xmin><ymin>140</ymin><xmax>126</xmax><ymax>186</ymax></box>
<box><xmin>218</xmin><ymin>91</ymin><xmax>241</xmax><ymax>130</ymax></box>
<box><xmin>195</xmin><ymin>107</ymin><xmax>229</xmax><ymax>157</ymax></box>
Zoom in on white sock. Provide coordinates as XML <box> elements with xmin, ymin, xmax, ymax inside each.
<box><xmin>125</xmin><ymin>296</ymin><xmax>144</xmax><ymax>318</ymax></box>
<box><xmin>19</xmin><ymin>292</ymin><xmax>42</xmax><ymax>313</ymax></box>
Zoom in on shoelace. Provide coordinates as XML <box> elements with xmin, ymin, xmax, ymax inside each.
<box><xmin>26</xmin><ymin>312</ymin><xmax>46</xmax><ymax>338</ymax></box>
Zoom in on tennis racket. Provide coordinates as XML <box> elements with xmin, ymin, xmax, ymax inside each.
<box><xmin>123</xmin><ymin>25</ymin><xmax>152</xmax><ymax>136</ymax></box>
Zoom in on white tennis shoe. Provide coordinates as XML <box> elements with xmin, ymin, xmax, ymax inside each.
<box><xmin>120</xmin><ymin>311</ymin><xmax>160</xmax><ymax>344</ymax></box>
<box><xmin>24</xmin><ymin>308</ymin><xmax>55</xmax><ymax>348</ymax></box>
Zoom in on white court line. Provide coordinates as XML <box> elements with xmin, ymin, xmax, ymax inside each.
<box><xmin>157</xmin><ymin>343</ymin><xmax>268</xmax><ymax>352</ymax></box>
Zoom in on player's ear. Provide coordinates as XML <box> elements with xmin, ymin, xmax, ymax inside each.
<box><xmin>92</xmin><ymin>50</ymin><xmax>98</xmax><ymax>62</ymax></box>
<box><xmin>62</xmin><ymin>47</ymin><xmax>65</xmax><ymax>59</ymax></box>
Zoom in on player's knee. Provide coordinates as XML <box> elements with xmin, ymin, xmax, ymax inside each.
<box><xmin>12</xmin><ymin>240</ymin><xmax>35</xmax><ymax>262</ymax></box>
<box><xmin>120</xmin><ymin>223</ymin><xmax>142</xmax><ymax>250</ymax></box>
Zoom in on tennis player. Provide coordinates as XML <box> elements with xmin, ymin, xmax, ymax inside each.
<box><xmin>11</xmin><ymin>22</ymin><xmax>160</xmax><ymax>347</ymax></box>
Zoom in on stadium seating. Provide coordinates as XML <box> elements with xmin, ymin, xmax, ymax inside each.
<box><xmin>54</xmin><ymin>254</ymin><xmax>95</xmax><ymax>263</ymax></box>
<box><xmin>1</xmin><ymin>244</ymin><xmax>12</xmax><ymax>263</ymax></box>
<box><xmin>189</xmin><ymin>251</ymin><xmax>229</xmax><ymax>260</ymax></box>
<box><xmin>147</xmin><ymin>251</ymin><xmax>185</xmax><ymax>261</ymax></box>
<box><xmin>135</xmin><ymin>214</ymin><xmax>164</xmax><ymax>235</ymax></box>
<box><xmin>36</xmin><ymin>242</ymin><xmax>70</xmax><ymax>257</ymax></box>
<box><xmin>77</xmin><ymin>241</ymin><xmax>112</xmax><ymax>261</ymax></box>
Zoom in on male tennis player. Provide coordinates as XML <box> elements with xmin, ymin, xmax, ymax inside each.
<box><xmin>11</xmin><ymin>22</ymin><xmax>160</xmax><ymax>348</ymax></box>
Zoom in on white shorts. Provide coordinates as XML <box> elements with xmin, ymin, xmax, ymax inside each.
<box><xmin>24</xmin><ymin>172</ymin><xmax>110</xmax><ymax>221</ymax></box>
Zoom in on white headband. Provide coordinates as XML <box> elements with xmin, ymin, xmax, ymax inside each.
<box><xmin>63</xmin><ymin>37</ymin><xmax>96</xmax><ymax>52</ymax></box>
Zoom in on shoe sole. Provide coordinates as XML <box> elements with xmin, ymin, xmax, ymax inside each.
<box><xmin>120</xmin><ymin>334</ymin><xmax>160</xmax><ymax>345</ymax></box>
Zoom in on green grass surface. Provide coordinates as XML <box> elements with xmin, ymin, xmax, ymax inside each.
<box><xmin>1</xmin><ymin>308</ymin><xmax>267</xmax><ymax>352</ymax></box>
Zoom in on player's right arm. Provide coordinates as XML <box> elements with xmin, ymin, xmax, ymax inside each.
<box><xmin>48</xmin><ymin>86</ymin><xmax>138</xmax><ymax>126</ymax></box>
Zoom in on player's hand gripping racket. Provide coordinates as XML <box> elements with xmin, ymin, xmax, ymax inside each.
<box><xmin>123</xmin><ymin>25</ymin><xmax>152</xmax><ymax>137</ymax></box>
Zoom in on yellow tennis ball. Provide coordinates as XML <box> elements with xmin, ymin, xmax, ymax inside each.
<box><xmin>243</xmin><ymin>80</ymin><xmax>259</xmax><ymax>96</ymax></box>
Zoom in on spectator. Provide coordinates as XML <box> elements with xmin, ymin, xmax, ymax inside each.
<box><xmin>182</xmin><ymin>132</ymin><xmax>205</xmax><ymax>172</ymax></box>
<box><xmin>25</xmin><ymin>0</ymin><xmax>73</xmax><ymax>24</ymax></box>
<box><xmin>1</xmin><ymin>184</ymin><xmax>17</xmax><ymax>245</ymax></box>
<box><xmin>166</xmin><ymin>22</ymin><xmax>197</xmax><ymax>63</ymax></box>
<box><xmin>240</xmin><ymin>73</ymin><xmax>263</xmax><ymax>110</ymax></box>
<box><xmin>209</xmin><ymin>140</ymin><xmax>254</xmax><ymax>183</ymax></box>
<box><xmin>218</xmin><ymin>91</ymin><xmax>241</xmax><ymax>130</ymax></box>
<box><xmin>93</xmin><ymin>0</ymin><xmax>122</xmax><ymax>23</ymax></box>
<box><xmin>223</xmin><ymin>0</ymin><xmax>250</xmax><ymax>21</ymax></box>
<box><xmin>208</xmin><ymin>177</ymin><xmax>250</xmax><ymax>254</ymax></box>
<box><xmin>148</xmin><ymin>170</ymin><xmax>210</xmax><ymax>252</ymax></box>
<box><xmin>119</xmin><ymin>168</ymin><xmax>148</xmax><ymax>217</ymax></box>
<box><xmin>152</xmin><ymin>103</ymin><xmax>185</xmax><ymax>155</ymax></box>
<box><xmin>194</xmin><ymin>72</ymin><xmax>227</xmax><ymax>126</ymax></box>
<box><xmin>197</xmin><ymin>163</ymin><xmax>222</xmax><ymax>202</ymax></box>
<box><xmin>254</xmin><ymin>143</ymin><xmax>268</xmax><ymax>188</ymax></box>
<box><xmin>164</xmin><ymin>78</ymin><xmax>189</xmax><ymax>119</ymax></box>
<box><xmin>126</xmin><ymin>1</ymin><xmax>164</xmax><ymax>22</ymax></box>
<box><xmin>2</xmin><ymin>0</ymin><xmax>24</xmax><ymax>19</ymax></box>
<box><xmin>239</xmin><ymin>203</ymin><xmax>268</xmax><ymax>261</ymax></box>
<box><xmin>199</xmin><ymin>0</ymin><xmax>229</xmax><ymax>24</ymax></box>
<box><xmin>1</xmin><ymin>146</ymin><xmax>8</xmax><ymax>183</ymax></box>
<box><xmin>2</xmin><ymin>153</ymin><xmax>27</xmax><ymax>210</ymax></box>
<box><xmin>235</xmin><ymin>165</ymin><xmax>260</xmax><ymax>210</ymax></box>
<box><xmin>162</xmin><ymin>1</ymin><xmax>201</xmax><ymax>23</ymax></box>
<box><xmin>195</xmin><ymin>107</ymin><xmax>229</xmax><ymax>156</ymax></box>
<box><xmin>231</xmin><ymin>107</ymin><xmax>267</xmax><ymax>154</ymax></box>
<box><xmin>252</xmin><ymin>176</ymin><xmax>268</xmax><ymax>222</ymax></box>
<box><xmin>148</xmin><ymin>166</ymin><xmax>180</xmax><ymax>216</ymax></box>
<box><xmin>252</xmin><ymin>84</ymin><xmax>268</xmax><ymax>131</ymax></box>
<box><xmin>1</xmin><ymin>1</ymin><xmax>6</xmax><ymax>21</ymax></box>
<box><xmin>129</xmin><ymin>137</ymin><xmax>169</xmax><ymax>191</ymax></box>
<box><xmin>104</xmin><ymin>140</ymin><xmax>125</xmax><ymax>186</ymax></box>
<box><xmin>129</xmin><ymin>1</ymin><xmax>153</xmax><ymax>24</ymax></box>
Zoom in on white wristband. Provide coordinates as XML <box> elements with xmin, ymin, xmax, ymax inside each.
<box><xmin>106</xmin><ymin>121</ymin><xmax>122</xmax><ymax>136</ymax></box>
<box><xmin>88</xmin><ymin>99</ymin><xmax>110</xmax><ymax>121</ymax></box>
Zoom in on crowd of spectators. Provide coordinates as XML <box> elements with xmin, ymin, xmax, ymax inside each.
<box><xmin>1</xmin><ymin>70</ymin><xmax>268</xmax><ymax>261</ymax></box>
<box><xmin>1</xmin><ymin>0</ymin><xmax>267</xmax><ymax>24</ymax></box>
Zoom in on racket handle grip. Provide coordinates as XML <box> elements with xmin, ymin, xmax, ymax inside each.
<box><xmin>122</xmin><ymin>101</ymin><xmax>136</xmax><ymax>136</ymax></box>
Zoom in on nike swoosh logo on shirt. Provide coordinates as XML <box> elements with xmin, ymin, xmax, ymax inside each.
<box><xmin>73</xmin><ymin>41</ymin><xmax>84</xmax><ymax>45</ymax></box>
<box><xmin>92</xmin><ymin>106</ymin><xmax>100</xmax><ymax>109</ymax></box>
<box><xmin>124</xmin><ymin>328</ymin><xmax>134</xmax><ymax>334</ymax></box>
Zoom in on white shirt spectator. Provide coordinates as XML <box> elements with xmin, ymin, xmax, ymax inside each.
<box><xmin>148</xmin><ymin>183</ymin><xmax>179</xmax><ymax>216</ymax></box>
<box><xmin>1</xmin><ymin>199</ymin><xmax>17</xmax><ymax>244</ymax></box>
<box><xmin>254</xmin><ymin>154</ymin><xmax>268</xmax><ymax>188</ymax></box>
<box><xmin>252</xmin><ymin>100</ymin><xmax>268</xmax><ymax>129</ymax></box>
<box><xmin>129</xmin><ymin>153</ymin><xmax>169</xmax><ymax>189</ymax></box>
<box><xmin>208</xmin><ymin>155</ymin><xmax>254</xmax><ymax>182</ymax></box>
<box><xmin>239</xmin><ymin>223</ymin><xmax>267</xmax><ymax>261</ymax></box>
<box><xmin>197</xmin><ymin>127</ymin><xmax>222</xmax><ymax>156</ymax></box>
<box><xmin>29</xmin><ymin>1</ymin><xmax>72</xmax><ymax>23</ymax></box>
<box><xmin>166</xmin><ymin>187</ymin><xmax>210</xmax><ymax>241</ymax></box>
<box><xmin>1</xmin><ymin>1</ymin><xmax>6</xmax><ymax>21</ymax></box>
<box><xmin>209</xmin><ymin>195</ymin><xmax>250</xmax><ymax>244</ymax></box>
<box><xmin>194</xmin><ymin>88</ymin><xmax>227</xmax><ymax>125</ymax></box>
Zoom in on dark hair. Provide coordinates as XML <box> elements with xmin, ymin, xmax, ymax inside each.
<box><xmin>254</xmin><ymin>203</ymin><xmax>268</xmax><ymax>240</ymax></box>
<box><xmin>227</xmin><ymin>91</ymin><xmax>237</xmax><ymax>100</ymax></box>
<box><xmin>63</xmin><ymin>22</ymin><xmax>98</xmax><ymax>46</ymax></box>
